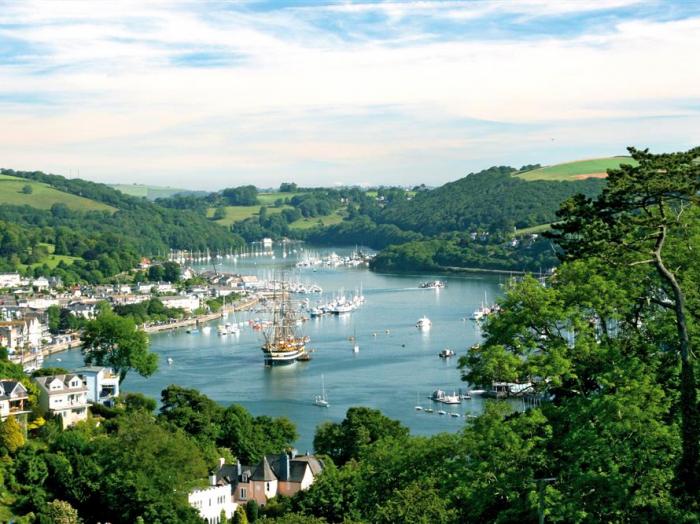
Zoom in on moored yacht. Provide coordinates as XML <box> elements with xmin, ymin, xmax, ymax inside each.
<box><xmin>416</xmin><ymin>316</ymin><xmax>432</xmax><ymax>329</ymax></box>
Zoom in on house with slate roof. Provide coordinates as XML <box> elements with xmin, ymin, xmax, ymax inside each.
<box><xmin>34</xmin><ymin>374</ymin><xmax>89</xmax><ymax>428</ymax></box>
<box><xmin>208</xmin><ymin>452</ymin><xmax>324</xmax><ymax>506</ymax></box>
<box><xmin>0</xmin><ymin>380</ymin><xmax>31</xmax><ymax>423</ymax></box>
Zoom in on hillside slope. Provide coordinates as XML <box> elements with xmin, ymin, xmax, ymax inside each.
<box><xmin>379</xmin><ymin>166</ymin><xmax>605</xmax><ymax>236</ymax></box>
<box><xmin>0</xmin><ymin>174</ymin><xmax>116</xmax><ymax>212</ymax></box>
<box><xmin>516</xmin><ymin>156</ymin><xmax>638</xmax><ymax>181</ymax></box>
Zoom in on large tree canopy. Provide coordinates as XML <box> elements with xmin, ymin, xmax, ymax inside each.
<box><xmin>81</xmin><ymin>311</ymin><xmax>157</xmax><ymax>383</ymax></box>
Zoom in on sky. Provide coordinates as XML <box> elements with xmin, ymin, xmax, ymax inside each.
<box><xmin>1</xmin><ymin>0</ymin><xmax>699</xmax><ymax>190</ymax></box>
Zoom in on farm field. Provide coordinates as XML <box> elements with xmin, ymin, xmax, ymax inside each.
<box><xmin>110</xmin><ymin>183</ymin><xmax>195</xmax><ymax>200</ymax></box>
<box><xmin>207</xmin><ymin>204</ymin><xmax>291</xmax><ymax>226</ymax></box>
<box><xmin>0</xmin><ymin>174</ymin><xmax>116</xmax><ymax>212</ymax></box>
<box><xmin>516</xmin><ymin>156</ymin><xmax>638</xmax><ymax>181</ymax></box>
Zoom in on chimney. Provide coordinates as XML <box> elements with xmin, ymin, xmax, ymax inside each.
<box><xmin>209</xmin><ymin>474</ymin><xmax>217</xmax><ymax>486</ymax></box>
<box><xmin>218</xmin><ymin>457</ymin><xmax>226</xmax><ymax>469</ymax></box>
<box><xmin>236</xmin><ymin>459</ymin><xmax>242</xmax><ymax>478</ymax></box>
<box><xmin>282</xmin><ymin>453</ymin><xmax>290</xmax><ymax>481</ymax></box>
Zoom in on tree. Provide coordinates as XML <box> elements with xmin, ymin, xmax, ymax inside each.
<box><xmin>39</xmin><ymin>499</ymin><xmax>80</xmax><ymax>524</ymax></box>
<box><xmin>81</xmin><ymin>311</ymin><xmax>157</xmax><ymax>383</ymax></box>
<box><xmin>47</xmin><ymin>305</ymin><xmax>61</xmax><ymax>334</ymax></box>
<box><xmin>213</xmin><ymin>206</ymin><xmax>227</xmax><ymax>220</ymax></box>
<box><xmin>21</xmin><ymin>184</ymin><xmax>33</xmax><ymax>194</ymax></box>
<box><xmin>550</xmin><ymin>146</ymin><xmax>700</xmax><ymax>495</ymax></box>
<box><xmin>0</xmin><ymin>415</ymin><xmax>25</xmax><ymax>455</ymax></box>
<box><xmin>232</xmin><ymin>505</ymin><xmax>249</xmax><ymax>524</ymax></box>
<box><xmin>313</xmin><ymin>407</ymin><xmax>409</xmax><ymax>465</ymax></box>
<box><xmin>162</xmin><ymin>261</ymin><xmax>181</xmax><ymax>283</ymax></box>
<box><xmin>123</xmin><ymin>392</ymin><xmax>157</xmax><ymax>413</ymax></box>
<box><xmin>246</xmin><ymin>499</ymin><xmax>259</xmax><ymax>522</ymax></box>
<box><xmin>220</xmin><ymin>509</ymin><xmax>228</xmax><ymax>524</ymax></box>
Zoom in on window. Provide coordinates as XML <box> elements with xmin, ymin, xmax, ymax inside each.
<box><xmin>266</xmin><ymin>482</ymin><xmax>270</xmax><ymax>491</ymax></box>
<box><xmin>240</xmin><ymin>488</ymin><xmax>247</xmax><ymax>499</ymax></box>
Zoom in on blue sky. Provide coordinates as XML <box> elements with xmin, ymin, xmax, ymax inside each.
<box><xmin>0</xmin><ymin>0</ymin><xmax>699</xmax><ymax>189</ymax></box>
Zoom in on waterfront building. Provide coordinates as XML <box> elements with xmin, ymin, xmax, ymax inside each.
<box><xmin>34</xmin><ymin>374</ymin><xmax>89</xmax><ymax>428</ymax></box>
<box><xmin>74</xmin><ymin>366</ymin><xmax>120</xmax><ymax>406</ymax></box>
<box><xmin>188</xmin><ymin>480</ymin><xmax>237</xmax><ymax>524</ymax></box>
<box><xmin>211</xmin><ymin>452</ymin><xmax>324</xmax><ymax>506</ymax></box>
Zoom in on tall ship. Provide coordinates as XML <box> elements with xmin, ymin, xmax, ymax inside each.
<box><xmin>261</xmin><ymin>286</ymin><xmax>309</xmax><ymax>366</ymax></box>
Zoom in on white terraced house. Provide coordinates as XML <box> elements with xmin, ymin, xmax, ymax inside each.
<box><xmin>34</xmin><ymin>374</ymin><xmax>89</xmax><ymax>428</ymax></box>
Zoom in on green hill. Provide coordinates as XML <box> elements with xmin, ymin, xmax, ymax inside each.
<box><xmin>516</xmin><ymin>156</ymin><xmax>638</xmax><ymax>181</ymax></box>
<box><xmin>0</xmin><ymin>174</ymin><xmax>116</xmax><ymax>212</ymax></box>
<box><xmin>110</xmin><ymin>183</ymin><xmax>200</xmax><ymax>200</ymax></box>
<box><xmin>380</xmin><ymin>166</ymin><xmax>606</xmax><ymax>236</ymax></box>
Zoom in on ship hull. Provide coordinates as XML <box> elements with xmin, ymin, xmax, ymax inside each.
<box><xmin>262</xmin><ymin>347</ymin><xmax>305</xmax><ymax>366</ymax></box>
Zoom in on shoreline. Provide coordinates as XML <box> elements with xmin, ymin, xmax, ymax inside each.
<box><xmin>36</xmin><ymin>296</ymin><xmax>260</xmax><ymax>359</ymax></box>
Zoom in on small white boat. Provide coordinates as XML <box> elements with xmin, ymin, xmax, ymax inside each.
<box><xmin>431</xmin><ymin>389</ymin><xmax>461</xmax><ymax>404</ymax></box>
<box><xmin>416</xmin><ymin>316</ymin><xmax>432</xmax><ymax>330</ymax></box>
<box><xmin>314</xmin><ymin>375</ymin><xmax>329</xmax><ymax>407</ymax></box>
<box><xmin>167</xmin><ymin>357</ymin><xmax>173</xmax><ymax>365</ymax></box>
<box><xmin>437</xmin><ymin>410</ymin><xmax>447</xmax><ymax>416</ymax></box>
<box><xmin>217</xmin><ymin>325</ymin><xmax>228</xmax><ymax>336</ymax></box>
<box><xmin>450</xmin><ymin>412</ymin><xmax>460</xmax><ymax>418</ymax></box>
<box><xmin>438</xmin><ymin>348</ymin><xmax>455</xmax><ymax>358</ymax></box>
<box><xmin>424</xmin><ymin>407</ymin><xmax>434</xmax><ymax>413</ymax></box>
<box><xmin>469</xmin><ymin>389</ymin><xmax>486</xmax><ymax>395</ymax></box>
<box><xmin>415</xmin><ymin>393</ymin><xmax>423</xmax><ymax>411</ymax></box>
<box><xmin>201</xmin><ymin>326</ymin><xmax>212</xmax><ymax>335</ymax></box>
<box><xmin>419</xmin><ymin>280</ymin><xmax>445</xmax><ymax>289</ymax></box>
<box><xmin>352</xmin><ymin>328</ymin><xmax>359</xmax><ymax>353</ymax></box>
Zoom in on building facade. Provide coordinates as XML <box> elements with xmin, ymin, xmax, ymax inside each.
<box><xmin>34</xmin><ymin>374</ymin><xmax>89</xmax><ymax>428</ymax></box>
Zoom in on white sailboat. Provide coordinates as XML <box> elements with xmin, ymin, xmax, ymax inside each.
<box><xmin>314</xmin><ymin>375</ymin><xmax>329</xmax><ymax>407</ymax></box>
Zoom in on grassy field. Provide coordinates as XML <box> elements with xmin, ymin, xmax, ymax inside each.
<box><xmin>207</xmin><ymin>205</ymin><xmax>291</xmax><ymax>226</ymax></box>
<box><xmin>516</xmin><ymin>157</ymin><xmax>638</xmax><ymax>181</ymax></box>
<box><xmin>289</xmin><ymin>210</ymin><xmax>345</xmax><ymax>230</ymax></box>
<box><xmin>0</xmin><ymin>174</ymin><xmax>116</xmax><ymax>212</ymax></box>
<box><xmin>513</xmin><ymin>223</ymin><xmax>552</xmax><ymax>236</ymax></box>
<box><xmin>16</xmin><ymin>243</ymin><xmax>82</xmax><ymax>270</ymax></box>
<box><xmin>257</xmin><ymin>191</ymin><xmax>301</xmax><ymax>205</ymax></box>
<box><xmin>110</xmin><ymin>183</ymin><xmax>195</xmax><ymax>200</ymax></box>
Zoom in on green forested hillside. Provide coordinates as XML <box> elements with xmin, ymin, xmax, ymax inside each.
<box><xmin>379</xmin><ymin>166</ymin><xmax>606</xmax><ymax>236</ymax></box>
<box><xmin>0</xmin><ymin>169</ymin><xmax>244</xmax><ymax>283</ymax></box>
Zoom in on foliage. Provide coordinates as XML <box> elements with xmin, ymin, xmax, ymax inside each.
<box><xmin>223</xmin><ymin>185</ymin><xmax>259</xmax><ymax>206</ymax></box>
<box><xmin>233</xmin><ymin>505</ymin><xmax>249</xmax><ymax>524</ymax></box>
<box><xmin>81</xmin><ymin>310</ymin><xmax>157</xmax><ymax>383</ymax></box>
<box><xmin>38</xmin><ymin>499</ymin><xmax>80</xmax><ymax>524</ymax></box>
<box><xmin>313</xmin><ymin>407</ymin><xmax>409</xmax><ymax>466</ymax></box>
<box><xmin>0</xmin><ymin>416</ymin><xmax>25</xmax><ymax>455</ymax></box>
<box><xmin>159</xmin><ymin>385</ymin><xmax>298</xmax><ymax>463</ymax></box>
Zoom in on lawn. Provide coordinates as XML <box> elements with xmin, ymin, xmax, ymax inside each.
<box><xmin>207</xmin><ymin>205</ymin><xmax>291</xmax><ymax>226</ymax></box>
<box><xmin>289</xmin><ymin>210</ymin><xmax>345</xmax><ymax>230</ymax></box>
<box><xmin>257</xmin><ymin>191</ymin><xmax>302</xmax><ymax>205</ymax></box>
<box><xmin>110</xmin><ymin>183</ymin><xmax>192</xmax><ymax>200</ymax></box>
<box><xmin>17</xmin><ymin>243</ymin><xmax>82</xmax><ymax>270</ymax></box>
<box><xmin>0</xmin><ymin>175</ymin><xmax>116</xmax><ymax>212</ymax></box>
<box><xmin>516</xmin><ymin>157</ymin><xmax>638</xmax><ymax>181</ymax></box>
<box><xmin>513</xmin><ymin>223</ymin><xmax>552</xmax><ymax>236</ymax></box>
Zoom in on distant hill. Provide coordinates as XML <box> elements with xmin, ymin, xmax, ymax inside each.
<box><xmin>0</xmin><ymin>174</ymin><xmax>116</xmax><ymax>212</ymax></box>
<box><xmin>379</xmin><ymin>166</ymin><xmax>606</xmax><ymax>236</ymax></box>
<box><xmin>516</xmin><ymin>156</ymin><xmax>638</xmax><ymax>181</ymax></box>
<box><xmin>110</xmin><ymin>183</ymin><xmax>205</xmax><ymax>200</ymax></box>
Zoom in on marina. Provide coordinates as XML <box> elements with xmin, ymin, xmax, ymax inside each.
<box><xmin>45</xmin><ymin>245</ymin><xmax>504</xmax><ymax>451</ymax></box>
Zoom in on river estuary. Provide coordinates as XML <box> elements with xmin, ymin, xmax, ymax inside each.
<box><xmin>46</xmin><ymin>245</ymin><xmax>503</xmax><ymax>452</ymax></box>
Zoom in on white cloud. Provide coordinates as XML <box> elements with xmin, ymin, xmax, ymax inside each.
<box><xmin>0</xmin><ymin>1</ymin><xmax>697</xmax><ymax>187</ymax></box>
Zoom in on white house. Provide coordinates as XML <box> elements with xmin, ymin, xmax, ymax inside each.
<box><xmin>155</xmin><ymin>281</ymin><xmax>176</xmax><ymax>294</ymax></box>
<box><xmin>0</xmin><ymin>380</ymin><xmax>30</xmax><ymax>422</ymax></box>
<box><xmin>74</xmin><ymin>366</ymin><xmax>120</xmax><ymax>406</ymax></box>
<box><xmin>32</xmin><ymin>277</ymin><xmax>50</xmax><ymax>291</ymax></box>
<box><xmin>34</xmin><ymin>374</ymin><xmax>89</xmax><ymax>428</ymax></box>
<box><xmin>136</xmin><ymin>282</ymin><xmax>154</xmax><ymax>294</ymax></box>
<box><xmin>160</xmin><ymin>295</ymin><xmax>200</xmax><ymax>312</ymax></box>
<box><xmin>67</xmin><ymin>301</ymin><xmax>100</xmax><ymax>320</ymax></box>
<box><xmin>0</xmin><ymin>316</ymin><xmax>45</xmax><ymax>351</ymax></box>
<box><xmin>26</xmin><ymin>297</ymin><xmax>60</xmax><ymax>310</ymax></box>
<box><xmin>188</xmin><ymin>481</ymin><xmax>237</xmax><ymax>524</ymax></box>
<box><xmin>0</xmin><ymin>273</ymin><xmax>21</xmax><ymax>288</ymax></box>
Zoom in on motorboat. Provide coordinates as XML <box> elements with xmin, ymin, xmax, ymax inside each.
<box><xmin>419</xmin><ymin>280</ymin><xmax>445</xmax><ymax>289</ymax></box>
<box><xmin>416</xmin><ymin>316</ymin><xmax>432</xmax><ymax>330</ymax></box>
<box><xmin>438</xmin><ymin>348</ymin><xmax>456</xmax><ymax>358</ymax></box>
<box><xmin>431</xmin><ymin>389</ymin><xmax>461</xmax><ymax>404</ymax></box>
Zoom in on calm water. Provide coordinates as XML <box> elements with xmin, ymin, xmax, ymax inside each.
<box><xmin>47</xmin><ymin>245</ymin><xmax>503</xmax><ymax>451</ymax></box>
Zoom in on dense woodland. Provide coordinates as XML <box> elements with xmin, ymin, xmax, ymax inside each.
<box><xmin>0</xmin><ymin>170</ymin><xmax>244</xmax><ymax>284</ymax></box>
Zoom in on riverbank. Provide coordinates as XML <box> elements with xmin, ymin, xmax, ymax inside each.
<box><xmin>142</xmin><ymin>296</ymin><xmax>259</xmax><ymax>333</ymax></box>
